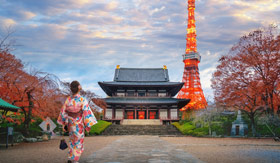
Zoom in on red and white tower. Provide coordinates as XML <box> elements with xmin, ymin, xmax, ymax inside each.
<box><xmin>177</xmin><ymin>0</ymin><xmax>207</xmax><ymax>110</ymax></box>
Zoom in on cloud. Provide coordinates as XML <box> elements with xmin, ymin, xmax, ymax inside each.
<box><xmin>0</xmin><ymin>17</ymin><xmax>17</xmax><ymax>26</ymax></box>
<box><xmin>1</xmin><ymin>0</ymin><xmax>279</xmax><ymax>100</ymax></box>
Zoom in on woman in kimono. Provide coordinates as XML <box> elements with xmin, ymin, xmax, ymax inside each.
<box><xmin>57</xmin><ymin>81</ymin><xmax>97</xmax><ymax>163</ymax></box>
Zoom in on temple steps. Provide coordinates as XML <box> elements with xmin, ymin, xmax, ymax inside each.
<box><xmin>101</xmin><ymin>124</ymin><xmax>182</xmax><ymax>136</ymax></box>
<box><xmin>122</xmin><ymin>119</ymin><xmax>162</xmax><ymax>125</ymax></box>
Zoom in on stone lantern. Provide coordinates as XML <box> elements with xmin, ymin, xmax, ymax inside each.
<box><xmin>231</xmin><ymin>110</ymin><xmax>248</xmax><ymax>136</ymax></box>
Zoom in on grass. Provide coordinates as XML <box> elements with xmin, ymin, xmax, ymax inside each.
<box><xmin>88</xmin><ymin>120</ymin><xmax>112</xmax><ymax>135</ymax></box>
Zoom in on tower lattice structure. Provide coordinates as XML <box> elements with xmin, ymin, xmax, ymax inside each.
<box><xmin>177</xmin><ymin>0</ymin><xmax>207</xmax><ymax>110</ymax></box>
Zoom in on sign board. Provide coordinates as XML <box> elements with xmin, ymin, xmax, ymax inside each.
<box><xmin>39</xmin><ymin>117</ymin><xmax>57</xmax><ymax>132</ymax></box>
<box><xmin>8</xmin><ymin>127</ymin><xmax>13</xmax><ymax>136</ymax></box>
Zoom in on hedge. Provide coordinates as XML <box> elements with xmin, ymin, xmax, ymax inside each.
<box><xmin>172</xmin><ymin>122</ymin><xmax>195</xmax><ymax>135</ymax></box>
<box><xmin>88</xmin><ymin>120</ymin><xmax>112</xmax><ymax>135</ymax></box>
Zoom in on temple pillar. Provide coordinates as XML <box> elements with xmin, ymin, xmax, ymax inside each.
<box><xmin>159</xmin><ymin>107</ymin><xmax>161</xmax><ymax>119</ymax></box>
<box><xmin>146</xmin><ymin>107</ymin><xmax>149</xmax><ymax>119</ymax></box>
<box><xmin>168</xmin><ymin>109</ymin><xmax>170</xmax><ymax>119</ymax></box>
<box><xmin>122</xmin><ymin>106</ymin><xmax>125</xmax><ymax>119</ymax></box>
<box><xmin>134</xmin><ymin>107</ymin><xmax>137</xmax><ymax>119</ymax></box>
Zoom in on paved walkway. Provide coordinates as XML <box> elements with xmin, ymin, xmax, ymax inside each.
<box><xmin>1</xmin><ymin>136</ymin><xmax>280</xmax><ymax>163</ymax></box>
<box><xmin>82</xmin><ymin>136</ymin><xmax>203</xmax><ymax>163</ymax></box>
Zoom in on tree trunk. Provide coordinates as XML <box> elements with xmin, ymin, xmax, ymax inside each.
<box><xmin>208</xmin><ymin>121</ymin><xmax>212</xmax><ymax>136</ymax></box>
<box><xmin>269</xmin><ymin>92</ymin><xmax>274</xmax><ymax>115</ymax></box>
<box><xmin>250</xmin><ymin>114</ymin><xmax>256</xmax><ymax>137</ymax></box>
<box><xmin>24</xmin><ymin>91</ymin><xmax>33</xmax><ymax>131</ymax></box>
<box><xmin>208</xmin><ymin>119</ymin><xmax>212</xmax><ymax>136</ymax></box>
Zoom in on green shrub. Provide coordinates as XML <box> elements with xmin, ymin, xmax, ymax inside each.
<box><xmin>180</xmin><ymin>122</ymin><xmax>195</xmax><ymax>135</ymax></box>
<box><xmin>186</xmin><ymin>129</ymin><xmax>194</xmax><ymax>135</ymax></box>
<box><xmin>192</xmin><ymin>131</ymin><xmax>206</xmax><ymax>137</ymax></box>
<box><xmin>193</xmin><ymin>127</ymin><xmax>208</xmax><ymax>133</ymax></box>
<box><xmin>172</xmin><ymin>122</ymin><xmax>195</xmax><ymax>135</ymax></box>
<box><xmin>192</xmin><ymin>127</ymin><xmax>208</xmax><ymax>137</ymax></box>
<box><xmin>274</xmin><ymin>127</ymin><xmax>280</xmax><ymax>136</ymax></box>
<box><xmin>211</xmin><ymin>123</ymin><xmax>224</xmax><ymax>135</ymax></box>
<box><xmin>89</xmin><ymin>120</ymin><xmax>112</xmax><ymax>135</ymax></box>
<box><xmin>256</xmin><ymin>124</ymin><xmax>273</xmax><ymax>136</ymax></box>
<box><xmin>172</xmin><ymin>122</ymin><xmax>181</xmax><ymax>129</ymax></box>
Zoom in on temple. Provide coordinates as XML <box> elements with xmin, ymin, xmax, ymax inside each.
<box><xmin>98</xmin><ymin>65</ymin><xmax>190</xmax><ymax>124</ymax></box>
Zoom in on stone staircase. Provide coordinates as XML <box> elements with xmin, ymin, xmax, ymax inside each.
<box><xmin>101</xmin><ymin>124</ymin><xmax>182</xmax><ymax>136</ymax></box>
<box><xmin>122</xmin><ymin>119</ymin><xmax>162</xmax><ymax>125</ymax></box>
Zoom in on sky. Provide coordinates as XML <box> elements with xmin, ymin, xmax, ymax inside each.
<box><xmin>0</xmin><ymin>0</ymin><xmax>280</xmax><ymax>99</ymax></box>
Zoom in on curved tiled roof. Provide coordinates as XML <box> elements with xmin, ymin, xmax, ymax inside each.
<box><xmin>0</xmin><ymin>98</ymin><xmax>20</xmax><ymax>112</ymax></box>
<box><xmin>114</xmin><ymin>68</ymin><xmax>169</xmax><ymax>82</ymax></box>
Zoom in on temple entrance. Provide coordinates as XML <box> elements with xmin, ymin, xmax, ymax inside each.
<box><xmin>126</xmin><ymin>111</ymin><xmax>134</xmax><ymax>119</ymax></box>
<box><xmin>149</xmin><ymin>110</ymin><xmax>158</xmax><ymax>119</ymax></box>
<box><xmin>149</xmin><ymin>111</ymin><xmax>156</xmax><ymax>119</ymax></box>
<box><xmin>137</xmin><ymin>110</ymin><xmax>145</xmax><ymax>119</ymax></box>
<box><xmin>236</xmin><ymin>125</ymin><xmax>240</xmax><ymax>135</ymax></box>
<box><xmin>124</xmin><ymin>109</ymin><xmax>160</xmax><ymax>119</ymax></box>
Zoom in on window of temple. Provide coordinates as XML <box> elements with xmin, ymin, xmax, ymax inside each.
<box><xmin>127</xmin><ymin>90</ymin><xmax>135</xmax><ymax>97</ymax></box>
<box><xmin>158</xmin><ymin>92</ymin><xmax>166</xmax><ymax>97</ymax></box>
<box><xmin>148</xmin><ymin>90</ymin><xmax>157</xmax><ymax>97</ymax></box>
<box><xmin>138</xmin><ymin>90</ymin><xmax>146</xmax><ymax>97</ymax></box>
<box><xmin>116</xmin><ymin>92</ymin><xmax>125</xmax><ymax>97</ymax></box>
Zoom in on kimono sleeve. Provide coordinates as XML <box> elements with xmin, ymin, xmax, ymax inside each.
<box><xmin>57</xmin><ymin>97</ymin><xmax>70</xmax><ymax>126</ymax></box>
<box><xmin>82</xmin><ymin>98</ymin><xmax>98</xmax><ymax>132</ymax></box>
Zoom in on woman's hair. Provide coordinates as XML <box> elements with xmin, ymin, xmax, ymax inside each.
<box><xmin>70</xmin><ymin>81</ymin><xmax>80</xmax><ymax>94</ymax></box>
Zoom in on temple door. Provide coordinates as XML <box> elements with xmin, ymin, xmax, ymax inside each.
<box><xmin>236</xmin><ymin>125</ymin><xmax>240</xmax><ymax>136</ymax></box>
<box><xmin>138</xmin><ymin>111</ymin><xmax>145</xmax><ymax>119</ymax></box>
<box><xmin>149</xmin><ymin>111</ymin><xmax>156</xmax><ymax>119</ymax></box>
<box><xmin>127</xmin><ymin>111</ymin><xmax>134</xmax><ymax>119</ymax></box>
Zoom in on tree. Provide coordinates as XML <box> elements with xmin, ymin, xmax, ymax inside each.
<box><xmin>0</xmin><ymin>51</ymin><xmax>62</xmax><ymax>131</ymax></box>
<box><xmin>0</xmin><ymin>26</ymin><xmax>16</xmax><ymax>53</ymax></box>
<box><xmin>211</xmin><ymin>25</ymin><xmax>280</xmax><ymax>136</ymax></box>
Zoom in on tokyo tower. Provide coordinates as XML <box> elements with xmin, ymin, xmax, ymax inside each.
<box><xmin>177</xmin><ymin>0</ymin><xmax>207</xmax><ymax>110</ymax></box>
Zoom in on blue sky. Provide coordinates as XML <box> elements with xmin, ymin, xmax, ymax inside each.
<box><xmin>1</xmin><ymin>0</ymin><xmax>279</xmax><ymax>99</ymax></box>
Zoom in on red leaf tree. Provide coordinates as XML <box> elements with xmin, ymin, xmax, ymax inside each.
<box><xmin>0</xmin><ymin>51</ymin><xmax>63</xmax><ymax>131</ymax></box>
<box><xmin>211</xmin><ymin>25</ymin><xmax>280</xmax><ymax>136</ymax></box>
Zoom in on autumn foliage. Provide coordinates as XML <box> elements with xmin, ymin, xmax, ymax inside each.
<box><xmin>0</xmin><ymin>51</ymin><xmax>64</xmax><ymax>128</ymax></box>
<box><xmin>0</xmin><ymin>51</ymin><xmax>105</xmax><ymax>129</ymax></box>
<box><xmin>211</xmin><ymin>25</ymin><xmax>280</xmax><ymax>135</ymax></box>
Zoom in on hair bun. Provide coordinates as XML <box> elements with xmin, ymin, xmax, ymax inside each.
<box><xmin>70</xmin><ymin>81</ymin><xmax>80</xmax><ymax>94</ymax></box>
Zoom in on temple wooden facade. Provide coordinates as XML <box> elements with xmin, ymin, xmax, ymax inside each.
<box><xmin>98</xmin><ymin>66</ymin><xmax>190</xmax><ymax>124</ymax></box>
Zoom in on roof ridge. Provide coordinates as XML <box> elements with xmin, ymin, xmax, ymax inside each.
<box><xmin>119</xmin><ymin>67</ymin><xmax>166</xmax><ymax>70</ymax></box>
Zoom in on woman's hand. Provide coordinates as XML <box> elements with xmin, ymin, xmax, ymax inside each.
<box><xmin>63</xmin><ymin>125</ymin><xmax>68</xmax><ymax>132</ymax></box>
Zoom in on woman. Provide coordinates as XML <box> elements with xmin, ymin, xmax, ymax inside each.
<box><xmin>57</xmin><ymin>81</ymin><xmax>97</xmax><ymax>163</ymax></box>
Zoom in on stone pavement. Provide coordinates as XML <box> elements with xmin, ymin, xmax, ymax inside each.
<box><xmin>82</xmin><ymin>136</ymin><xmax>204</xmax><ymax>163</ymax></box>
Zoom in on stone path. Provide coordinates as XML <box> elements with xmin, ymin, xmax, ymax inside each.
<box><xmin>82</xmin><ymin>136</ymin><xmax>203</xmax><ymax>163</ymax></box>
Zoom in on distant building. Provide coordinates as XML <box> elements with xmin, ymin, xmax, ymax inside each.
<box><xmin>98</xmin><ymin>66</ymin><xmax>190</xmax><ymax>124</ymax></box>
<box><xmin>231</xmin><ymin>110</ymin><xmax>248</xmax><ymax>136</ymax></box>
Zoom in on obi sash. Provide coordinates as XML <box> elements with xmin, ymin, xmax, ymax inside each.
<box><xmin>66</xmin><ymin>104</ymin><xmax>82</xmax><ymax>118</ymax></box>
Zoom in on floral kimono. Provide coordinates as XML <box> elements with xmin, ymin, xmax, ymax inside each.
<box><xmin>57</xmin><ymin>94</ymin><xmax>97</xmax><ymax>161</ymax></box>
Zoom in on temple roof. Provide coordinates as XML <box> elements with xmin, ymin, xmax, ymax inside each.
<box><xmin>114</xmin><ymin>68</ymin><xmax>169</xmax><ymax>82</ymax></box>
<box><xmin>105</xmin><ymin>97</ymin><xmax>190</xmax><ymax>109</ymax></box>
<box><xmin>98</xmin><ymin>81</ymin><xmax>184</xmax><ymax>97</ymax></box>
<box><xmin>99</xmin><ymin>67</ymin><xmax>184</xmax><ymax>96</ymax></box>
<box><xmin>0</xmin><ymin>98</ymin><xmax>20</xmax><ymax>112</ymax></box>
<box><xmin>99</xmin><ymin>81</ymin><xmax>182</xmax><ymax>86</ymax></box>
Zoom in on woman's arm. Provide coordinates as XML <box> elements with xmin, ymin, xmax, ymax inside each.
<box><xmin>57</xmin><ymin>97</ymin><xmax>70</xmax><ymax>126</ymax></box>
<box><xmin>82</xmin><ymin>98</ymin><xmax>98</xmax><ymax>132</ymax></box>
